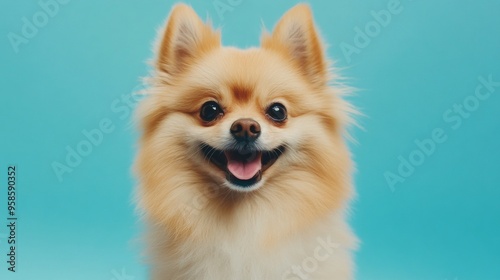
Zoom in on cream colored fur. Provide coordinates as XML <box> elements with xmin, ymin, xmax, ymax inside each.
<box><xmin>135</xmin><ymin>3</ymin><xmax>358</xmax><ymax>280</ymax></box>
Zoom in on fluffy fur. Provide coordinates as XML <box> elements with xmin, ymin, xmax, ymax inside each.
<box><xmin>135</xmin><ymin>3</ymin><xmax>358</xmax><ymax>280</ymax></box>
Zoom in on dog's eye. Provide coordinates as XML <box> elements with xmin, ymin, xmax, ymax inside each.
<box><xmin>200</xmin><ymin>101</ymin><xmax>223</xmax><ymax>122</ymax></box>
<box><xmin>266</xmin><ymin>103</ymin><xmax>287</xmax><ymax>122</ymax></box>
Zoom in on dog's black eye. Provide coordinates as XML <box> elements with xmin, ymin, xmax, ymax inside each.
<box><xmin>266</xmin><ymin>103</ymin><xmax>287</xmax><ymax>122</ymax></box>
<box><xmin>200</xmin><ymin>101</ymin><xmax>223</xmax><ymax>122</ymax></box>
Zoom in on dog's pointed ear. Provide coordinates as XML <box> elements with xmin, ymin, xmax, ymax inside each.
<box><xmin>261</xmin><ymin>4</ymin><xmax>328</xmax><ymax>87</ymax></box>
<box><xmin>156</xmin><ymin>4</ymin><xmax>220</xmax><ymax>74</ymax></box>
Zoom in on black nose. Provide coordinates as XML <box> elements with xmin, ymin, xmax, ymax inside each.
<box><xmin>230</xmin><ymin>118</ymin><xmax>261</xmax><ymax>141</ymax></box>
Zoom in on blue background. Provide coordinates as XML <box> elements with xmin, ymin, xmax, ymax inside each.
<box><xmin>1</xmin><ymin>0</ymin><xmax>499</xmax><ymax>279</ymax></box>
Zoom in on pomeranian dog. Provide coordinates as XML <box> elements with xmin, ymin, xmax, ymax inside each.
<box><xmin>135</xmin><ymin>3</ymin><xmax>357</xmax><ymax>280</ymax></box>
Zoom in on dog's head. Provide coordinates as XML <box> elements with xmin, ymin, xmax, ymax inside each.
<box><xmin>136</xmin><ymin>4</ymin><xmax>354</xmax><ymax>230</ymax></box>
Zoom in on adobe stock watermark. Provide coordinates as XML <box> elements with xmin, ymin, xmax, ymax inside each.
<box><xmin>282</xmin><ymin>236</ymin><xmax>340</xmax><ymax>280</ymax></box>
<box><xmin>51</xmin><ymin>83</ymin><xmax>145</xmax><ymax>182</ymax></box>
<box><xmin>7</xmin><ymin>0</ymin><xmax>71</xmax><ymax>54</ymax></box>
<box><xmin>180</xmin><ymin>191</ymin><xmax>209</xmax><ymax>221</ymax></box>
<box><xmin>339</xmin><ymin>0</ymin><xmax>408</xmax><ymax>64</ymax></box>
<box><xmin>110</xmin><ymin>268</ymin><xmax>135</xmax><ymax>280</ymax></box>
<box><xmin>212</xmin><ymin>0</ymin><xmax>244</xmax><ymax>21</ymax></box>
<box><xmin>180</xmin><ymin>183</ymin><xmax>227</xmax><ymax>221</ymax></box>
<box><xmin>385</xmin><ymin>75</ymin><xmax>500</xmax><ymax>191</ymax></box>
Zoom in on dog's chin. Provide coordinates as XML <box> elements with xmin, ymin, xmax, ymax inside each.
<box><xmin>200</xmin><ymin>144</ymin><xmax>285</xmax><ymax>192</ymax></box>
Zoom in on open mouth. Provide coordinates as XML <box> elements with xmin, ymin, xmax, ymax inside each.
<box><xmin>200</xmin><ymin>144</ymin><xmax>285</xmax><ymax>188</ymax></box>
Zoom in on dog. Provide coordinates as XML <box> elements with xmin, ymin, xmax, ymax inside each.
<box><xmin>135</xmin><ymin>3</ymin><xmax>358</xmax><ymax>279</ymax></box>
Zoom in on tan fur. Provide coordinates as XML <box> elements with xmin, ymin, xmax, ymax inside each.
<box><xmin>135</xmin><ymin>3</ymin><xmax>358</xmax><ymax>279</ymax></box>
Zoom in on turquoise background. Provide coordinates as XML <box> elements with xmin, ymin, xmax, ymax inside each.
<box><xmin>1</xmin><ymin>0</ymin><xmax>499</xmax><ymax>279</ymax></box>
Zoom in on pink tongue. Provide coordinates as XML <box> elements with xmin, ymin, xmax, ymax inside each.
<box><xmin>226</xmin><ymin>152</ymin><xmax>262</xmax><ymax>180</ymax></box>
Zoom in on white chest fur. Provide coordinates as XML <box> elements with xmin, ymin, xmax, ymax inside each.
<box><xmin>148</xmin><ymin>214</ymin><xmax>357</xmax><ymax>280</ymax></box>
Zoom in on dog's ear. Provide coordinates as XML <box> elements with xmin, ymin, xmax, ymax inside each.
<box><xmin>262</xmin><ymin>4</ymin><xmax>328</xmax><ymax>87</ymax></box>
<box><xmin>156</xmin><ymin>4</ymin><xmax>220</xmax><ymax>74</ymax></box>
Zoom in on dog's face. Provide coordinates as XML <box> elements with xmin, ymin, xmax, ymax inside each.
<box><xmin>156</xmin><ymin>47</ymin><xmax>338</xmax><ymax>192</ymax></box>
<box><xmin>178</xmin><ymin>50</ymin><xmax>298</xmax><ymax>191</ymax></box>
<box><xmin>136</xmin><ymin>4</ymin><xmax>353</xmax><ymax>231</ymax></box>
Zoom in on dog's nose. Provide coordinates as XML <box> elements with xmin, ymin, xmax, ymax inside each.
<box><xmin>230</xmin><ymin>118</ymin><xmax>261</xmax><ymax>141</ymax></box>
